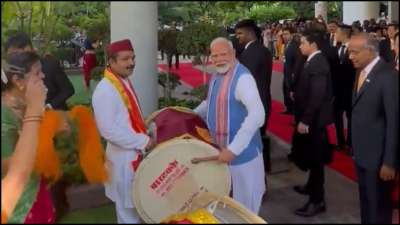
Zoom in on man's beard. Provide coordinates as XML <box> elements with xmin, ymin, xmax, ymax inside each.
<box><xmin>215</xmin><ymin>63</ymin><xmax>230</xmax><ymax>74</ymax></box>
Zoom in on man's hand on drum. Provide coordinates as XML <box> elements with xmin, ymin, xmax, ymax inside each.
<box><xmin>144</xmin><ymin>137</ymin><xmax>156</xmax><ymax>152</ymax></box>
<box><xmin>218</xmin><ymin>148</ymin><xmax>236</xmax><ymax>163</ymax></box>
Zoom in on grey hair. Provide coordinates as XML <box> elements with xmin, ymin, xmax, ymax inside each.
<box><xmin>355</xmin><ymin>32</ymin><xmax>380</xmax><ymax>54</ymax></box>
<box><xmin>210</xmin><ymin>37</ymin><xmax>233</xmax><ymax>50</ymax></box>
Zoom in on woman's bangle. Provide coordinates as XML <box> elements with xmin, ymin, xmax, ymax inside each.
<box><xmin>22</xmin><ymin>118</ymin><xmax>42</xmax><ymax>123</ymax></box>
<box><xmin>23</xmin><ymin>115</ymin><xmax>43</xmax><ymax>120</ymax></box>
<box><xmin>23</xmin><ymin>115</ymin><xmax>43</xmax><ymax>123</ymax></box>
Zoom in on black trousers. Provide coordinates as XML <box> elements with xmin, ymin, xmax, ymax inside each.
<box><xmin>167</xmin><ymin>53</ymin><xmax>179</xmax><ymax>69</ymax></box>
<box><xmin>333</xmin><ymin>105</ymin><xmax>352</xmax><ymax>147</ymax></box>
<box><xmin>305</xmin><ymin>163</ymin><xmax>325</xmax><ymax>203</ymax></box>
<box><xmin>261</xmin><ymin>105</ymin><xmax>271</xmax><ymax>173</ymax></box>
<box><xmin>283</xmin><ymin>73</ymin><xmax>294</xmax><ymax>112</ymax></box>
<box><xmin>355</xmin><ymin>165</ymin><xmax>393</xmax><ymax>224</ymax></box>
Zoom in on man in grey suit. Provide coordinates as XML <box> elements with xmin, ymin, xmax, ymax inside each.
<box><xmin>348</xmin><ymin>33</ymin><xmax>399</xmax><ymax>224</ymax></box>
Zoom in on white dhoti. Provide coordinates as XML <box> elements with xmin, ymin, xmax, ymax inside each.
<box><xmin>104</xmin><ymin>146</ymin><xmax>143</xmax><ymax>224</ymax></box>
<box><xmin>115</xmin><ymin>203</ymin><xmax>141</xmax><ymax>223</ymax></box>
<box><xmin>229</xmin><ymin>152</ymin><xmax>266</xmax><ymax>214</ymax></box>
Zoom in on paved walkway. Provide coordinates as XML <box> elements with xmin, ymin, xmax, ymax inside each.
<box><xmin>176</xmin><ymin>62</ymin><xmax>361</xmax><ymax>223</ymax></box>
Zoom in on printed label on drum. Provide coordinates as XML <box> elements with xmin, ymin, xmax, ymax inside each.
<box><xmin>150</xmin><ymin>160</ymin><xmax>190</xmax><ymax>197</ymax></box>
<box><xmin>178</xmin><ymin>186</ymin><xmax>209</xmax><ymax>212</ymax></box>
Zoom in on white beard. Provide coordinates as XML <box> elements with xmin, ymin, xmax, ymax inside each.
<box><xmin>215</xmin><ymin>64</ymin><xmax>230</xmax><ymax>74</ymax></box>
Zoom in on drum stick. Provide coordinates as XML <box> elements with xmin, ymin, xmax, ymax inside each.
<box><xmin>191</xmin><ymin>155</ymin><xmax>219</xmax><ymax>164</ymax></box>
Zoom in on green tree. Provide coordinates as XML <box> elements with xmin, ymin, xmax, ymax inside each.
<box><xmin>177</xmin><ymin>22</ymin><xmax>227</xmax><ymax>85</ymax></box>
<box><xmin>247</xmin><ymin>4</ymin><xmax>297</xmax><ymax>23</ymax></box>
<box><xmin>1</xmin><ymin>1</ymin><xmax>110</xmax><ymax>56</ymax></box>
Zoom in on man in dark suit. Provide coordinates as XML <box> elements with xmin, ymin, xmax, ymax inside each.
<box><xmin>5</xmin><ymin>32</ymin><xmax>75</xmax><ymax>110</ymax></box>
<box><xmin>281</xmin><ymin>27</ymin><xmax>301</xmax><ymax>114</ymax></box>
<box><xmin>379</xmin><ymin>23</ymin><xmax>398</xmax><ymax>63</ymax></box>
<box><xmin>327</xmin><ymin>20</ymin><xmax>339</xmax><ymax>47</ymax></box>
<box><xmin>332</xmin><ymin>24</ymin><xmax>356</xmax><ymax>152</ymax></box>
<box><xmin>289</xmin><ymin>28</ymin><xmax>334</xmax><ymax>217</ymax></box>
<box><xmin>234</xmin><ymin>19</ymin><xmax>273</xmax><ymax>172</ymax></box>
<box><xmin>164</xmin><ymin>23</ymin><xmax>180</xmax><ymax>70</ymax></box>
<box><xmin>348</xmin><ymin>32</ymin><xmax>398</xmax><ymax>224</ymax></box>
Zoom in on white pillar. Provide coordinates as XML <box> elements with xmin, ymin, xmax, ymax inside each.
<box><xmin>388</xmin><ymin>1</ymin><xmax>399</xmax><ymax>22</ymax></box>
<box><xmin>110</xmin><ymin>2</ymin><xmax>158</xmax><ymax>117</ymax></box>
<box><xmin>315</xmin><ymin>1</ymin><xmax>328</xmax><ymax>22</ymax></box>
<box><xmin>343</xmin><ymin>1</ymin><xmax>380</xmax><ymax>25</ymax></box>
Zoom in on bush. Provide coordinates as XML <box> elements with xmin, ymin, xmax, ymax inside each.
<box><xmin>158</xmin><ymin>97</ymin><xmax>201</xmax><ymax>110</ymax></box>
<box><xmin>158</xmin><ymin>72</ymin><xmax>182</xmax><ymax>90</ymax></box>
<box><xmin>90</xmin><ymin>66</ymin><xmax>105</xmax><ymax>82</ymax></box>
<box><xmin>49</xmin><ymin>47</ymin><xmax>75</xmax><ymax>64</ymax></box>
<box><xmin>188</xmin><ymin>84</ymin><xmax>208</xmax><ymax>102</ymax></box>
<box><xmin>247</xmin><ymin>4</ymin><xmax>297</xmax><ymax>23</ymax></box>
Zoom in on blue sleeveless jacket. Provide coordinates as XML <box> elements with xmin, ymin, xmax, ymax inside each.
<box><xmin>206</xmin><ymin>63</ymin><xmax>263</xmax><ymax>166</ymax></box>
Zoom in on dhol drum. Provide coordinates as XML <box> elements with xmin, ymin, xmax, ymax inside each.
<box><xmin>145</xmin><ymin>106</ymin><xmax>213</xmax><ymax>145</ymax></box>
<box><xmin>133</xmin><ymin>107</ymin><xmax>267</xmax><ymax>223</ymax></box>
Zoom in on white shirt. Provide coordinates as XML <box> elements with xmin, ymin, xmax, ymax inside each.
<box><xmin>330</xmin><ymin>33</ymin><xmax>337</xmax><ymax>46</ymax></box>
<box><xmin>93</xmin><ymin>78</ymin><xmax>149</xmax><ymax>151</ymax></box>
<box><xmin>361</xmin><ymin>56</ymin><xmax>380</xmax><ymax>78</ymax></box>
<box><xmin>338</xmin><ymin>41</ymin><xmax>349</xmax><ymax>56</ymax></box>
<box><xmin>244</xmin><ymin>40</ymin><xmax>256</xmax><ymax>50</ymax></box>
<box><xmin>92</xmin><ymin>77</ymin><xmax>149</xmax><ymax>208</ymax></box>
<box><xmin>194</xmin><ymin>73</ymin><xmax>265</xmax><ymax>156</ymax></box>
<box><xmin>307</xmin><ymin>50</ymin><xmax>322</xmax><ymax>62</ymax></box>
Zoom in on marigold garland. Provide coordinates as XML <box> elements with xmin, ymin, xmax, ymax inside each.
<box><xmin>34</xmin><ymin>110</ymin><xmax>63</xmax><ymax>181</ymax></box>
<box><xmin>68</xmin><ymin>105</ymin><xmax>108</xmax><ymax>183</ymax></box>
<box><xmin>33</xmin><ymin>106</ymin><xmax>108</xmax><ymax>184</ymax></box>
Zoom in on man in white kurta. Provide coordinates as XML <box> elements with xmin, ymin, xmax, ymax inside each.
<box><xmin>194</xmin><ymin>37</ymin><xmax>266</xmax><ymax>214</ymax></box>
<box><xmin>92</xmin><ymin>39</ymin><xmax>154</xmax><ymax>223</ymax></box>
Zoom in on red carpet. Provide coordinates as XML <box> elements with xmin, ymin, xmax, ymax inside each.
<box><xmin>158</xmin><ymin>63</ymin><xmax>210</xmax><ymax>88</ymax></box>
<box><xmin>158</xmin><ymin>61</ymin><xmax>284</xmax><ymax>88</ymax></box>
<box><xmin>157</xmin><ymin>61</ymin><xmax>357</xmax><ymax>182</ymax></box>
<box><xmin>268</xmin><ymin>100</ymin><xmax>357</xmax><ymax>181</ymax></box>
<box><xmin>272</xmin><ymin>60</ymin><xmax>284</xmax><ymax>73</ymax></box>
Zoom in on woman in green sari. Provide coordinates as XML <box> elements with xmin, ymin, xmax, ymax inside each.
<box><xmin>1</xmin><ymin>61</ymin><xmax>47</xmax><ymax>223</ymax></box>
<box><xmin>2</xmin><ymin>52</ymin><xmax>56</xmax><ymax>223</ymax></box>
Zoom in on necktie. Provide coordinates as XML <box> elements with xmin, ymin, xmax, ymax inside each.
<box><xmin>330</xmin><ymin>33</ymin><xmax>335</xmax><ymax>46</ymax></box>
<box><xmin>339</xmin><ymin>45</ymin><xmax>346</xmax><ymax>63</ymax></box>
<box><xmin>357</xmin><ymin>70</ymin><xmax>367</xmax><ymax>92</ymax></box>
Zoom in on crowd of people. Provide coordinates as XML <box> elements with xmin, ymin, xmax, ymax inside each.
<box><xmin>257</xmin><ymin>16</ymin><xmax>397</xmax><ymax>61</ymax></box>
<box><xmin>1</xmin><ymin>14</ymin><xmax>398</xmax><ymax>225</ymax></box>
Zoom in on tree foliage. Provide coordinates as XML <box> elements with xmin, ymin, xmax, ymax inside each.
<box><xmin>158</xmin><ymin>1</ymin><xmax>342</xmax><ymax>26</ymax></box>
<box><xmin>247</xmin><ymin>3</ymin><xmax>297</xmax><ymax>23</ymax></box>
<box><xmin>177</xmin><ymin>22</ymin><xmax>227</xmax><ymax>58</ymax></box>
<box><xmin>1</xmin><ymin>1</ymin><xmax>110</xmax><ymax>55</ymax></box>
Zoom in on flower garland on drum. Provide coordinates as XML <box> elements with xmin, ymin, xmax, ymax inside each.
<box><xmin>34</xmin><ymin>105</ymin><xmax>108</xmax><ymax>184</ymax></box>
<box><xmin>161</xmin><ymin>208</ymin><xmax>219</xmax><ymax>224</ymax></box>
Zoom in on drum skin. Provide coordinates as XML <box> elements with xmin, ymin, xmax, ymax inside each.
<box><xmin>146</xmin><ymin>107</ymin><xmax>213</xmax><ymax>145</ymax></box>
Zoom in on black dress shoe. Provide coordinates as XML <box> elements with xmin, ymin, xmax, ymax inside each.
<box><xmin>293</xmin><ymin>185</ymin><xmax>310</xmax><ymax>195</ymax></box>
<box><xmin>295</xmin><ymin>201</ymin><xmax>326</xmax><ymax>217</ymax></box>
